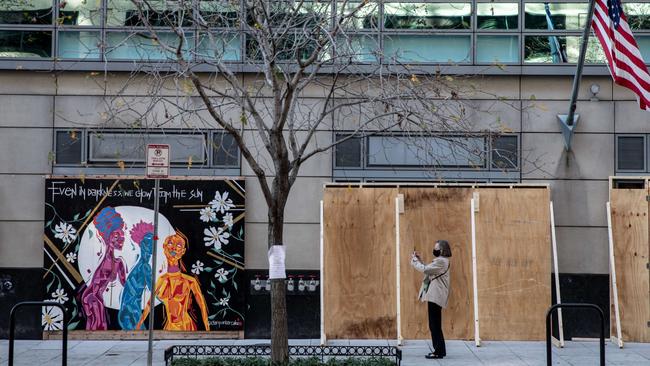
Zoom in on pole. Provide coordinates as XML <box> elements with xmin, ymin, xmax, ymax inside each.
<box><xmin>470</xmin><ymin>198</ymin><xmax>480</xmax><ymax>347</ymax></box>
<box><xmin>147</xmin><ymin>178</ymin><xmax>160</xmax><ymax>366</ymax></box>
<box><xmin>565</xmin><ymin>0</ymin><xmax>597</xmax><ymax>126</ymax></box>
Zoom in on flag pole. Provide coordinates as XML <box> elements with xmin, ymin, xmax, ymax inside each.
<box><xmin>559</xmin><ymin>0</ymin><xmax>597</xmax><ymax>151</ymax></box>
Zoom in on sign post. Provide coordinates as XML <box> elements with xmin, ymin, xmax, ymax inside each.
<box><xmin>145</xmin><ymin>144</ymin><xmax>170</xmax><ymax>366</ymax></box>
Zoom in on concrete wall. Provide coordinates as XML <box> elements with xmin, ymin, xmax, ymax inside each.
<box><xmin>0</xmin><ymin>71</ymin><xmax>632</xmax><ymax>275</ymax></box>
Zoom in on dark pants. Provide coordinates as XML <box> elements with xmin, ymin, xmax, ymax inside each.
<box><xmin>427</xmin><ymin>302</ymin><xmax>446</xmax><ymax>356</ymax></box>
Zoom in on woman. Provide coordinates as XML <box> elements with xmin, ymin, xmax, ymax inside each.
<box><xmin>81</xmin><ymin>206</ymin><xmax>127</xmax><ymax>330</ymax></box>
<box><xmin>118</xmin><ymin>220</ymin><xmax>154</xmax><ymax>330</ymax></box>
<box><xmin>137</xmin><ymin>231</ymin><xmax>210</xmax><ymax>331</ymax></box>
<box><xmin>411</xmin><ymin>240</ymin><xmax>452</xmax><ymax>360</ymax></box>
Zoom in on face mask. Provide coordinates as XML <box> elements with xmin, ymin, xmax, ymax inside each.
<box><xmin>433</xmin><ymin>249</ymin><xmax>441</xmax><ymax>257</ymax></box>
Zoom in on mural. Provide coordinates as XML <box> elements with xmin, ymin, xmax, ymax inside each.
<box><xmin>42</xmin><ymin>178</ymin><xmax>245</xmax><ymax>332</ymax></box>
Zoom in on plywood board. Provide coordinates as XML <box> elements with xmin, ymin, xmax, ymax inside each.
<box><xmin>323</xmin><ymin>188</ymin><xmax>397</xmax><ymax>339</ymax></box>
<box><xmin>398</xmin><ymin>188</ymin><xmax>474</xmax><ymax>340</ymax></box>
<box><xmin>474</xmin><ymin>188</ymin><xmax>552</xmax><ymax>341</ymax></box>
<box><xmin>610</xmin><ymin>188</ymin><xmax>650</xmax><ymax>342</ymax></box>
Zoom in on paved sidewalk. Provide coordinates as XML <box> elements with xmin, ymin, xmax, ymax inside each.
<box><xmin>1</xmin><ymin>339</ymin><xmax>650</xmax><ymax>365</ymax></box>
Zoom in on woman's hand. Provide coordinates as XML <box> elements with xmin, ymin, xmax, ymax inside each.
<box><xmin>412</xmin><ymin>251</ymin><xmax>421</xmax><ymax>261</ymax></box>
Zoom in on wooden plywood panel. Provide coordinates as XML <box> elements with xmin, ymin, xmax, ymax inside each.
<box><xmin>474</xmin><ymin>188</ymin><xmax>552</xmax><ymax>341</ymax></box>
<box><xmin>398</xmin><ymin>188</ymin><xmax>473</xmax><ymax>340</ymax></box>
<box><xmin>610</xmin><ymin>188</ymin><xmax>650</xmax><ymax>342</ymax></box>
<box><xmin>323</xmin><ymin>188</ymin><xmax>397</xmax><ymax>339</ymax></box>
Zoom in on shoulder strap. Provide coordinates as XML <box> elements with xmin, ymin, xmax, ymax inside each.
<box><xmin>429</xmin><ymin>262</ymin><xmax>450</xmax><ymax>282</ymax></box>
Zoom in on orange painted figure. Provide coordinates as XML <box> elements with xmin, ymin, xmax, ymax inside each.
<box><xmin>137</xmin><ymin>231</ymin><xmax>210</xmax><ymax>331</ymax></box>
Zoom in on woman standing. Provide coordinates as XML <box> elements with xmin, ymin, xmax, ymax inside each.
<box><xmin>411</xmin><ymin>240</ymin><xmax>452</xmax><ymax>360</ymax></box>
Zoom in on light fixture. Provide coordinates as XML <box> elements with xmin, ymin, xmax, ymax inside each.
<box><xmin>590</xmin><ymin>83</ymin><xmax>600</xmax><ymax>101</ymax></box>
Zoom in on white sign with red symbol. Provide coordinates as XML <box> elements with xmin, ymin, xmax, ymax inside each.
<box><xmin>146</xmin><ymin>144</ymin><xmax>170</xmax><ymax>178</ymax></box>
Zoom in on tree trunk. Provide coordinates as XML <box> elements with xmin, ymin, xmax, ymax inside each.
<box><xmin>269</xmin><ymin>198</ymin><xmax>289</xmax><ymax>364</ymax></box>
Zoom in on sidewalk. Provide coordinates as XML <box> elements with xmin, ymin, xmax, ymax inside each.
<box><xmin>2</xmin><ymin>339</ymin><xmax>650</xmax><ymax>365</ymax></box>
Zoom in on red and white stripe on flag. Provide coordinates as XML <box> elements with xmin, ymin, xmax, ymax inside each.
<box><xmin>592</xmin><ymin>0</ymin><xmax>650</xmax><ymax>110</ymax></box>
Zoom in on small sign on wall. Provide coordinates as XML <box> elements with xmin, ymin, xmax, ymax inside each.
<box><xmin>146</xmin><ymin>144</ymin><xmax>170</xmax><ymax>178</ymax></box>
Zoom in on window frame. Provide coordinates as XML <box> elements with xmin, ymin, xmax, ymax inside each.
<box><xmin>615</xmin><ymin>134</ymin><xmax>648</xmax><ymax>173</ymax></box>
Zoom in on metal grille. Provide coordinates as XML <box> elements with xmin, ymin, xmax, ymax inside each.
<box><xmin>164</xmin><ymin>344</ymin><xmax>402</xmax><ymax>366</ymax></box>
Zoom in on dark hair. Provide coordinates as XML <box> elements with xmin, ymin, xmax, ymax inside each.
<box><xmin>436</xmin><ymin>240</ymin><xmax>452</xmax><ymax>257</ymax></box>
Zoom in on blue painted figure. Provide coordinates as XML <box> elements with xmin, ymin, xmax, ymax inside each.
<box><xmin>118</xmin><ymin>220</ymin><xmax>154</xmax><ymax>330</ymax></box>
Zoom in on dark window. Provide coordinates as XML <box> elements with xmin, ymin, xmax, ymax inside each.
<box><xmin>491</xmin><ymin>135</ymin><xmax>518</xmax><ymax>169</ymax></box>
<box><xmin>0</xmin><ymin>1</ymin><xmax>53</xmax><ymax>25</ymax></box>
<box><xmin>213</xmin><ymin>132</ymin><xmax>240</xmax><ymax>167</ymax></box>
<box><xmin>617</xmin><ymin>136</ymin><xmax>645</xmax><ymax>170</ymax></box>
<box><xmin>55</xmin><ymin>130</ymin><xmax>82</xmax><ymax>164</ymax></box>
<box><xmin>335</xmin><ymin>134</ymin><xmax>362</xmax><ymax>168</ymax></box>
<box><xmin>0</xmin><ymin>30</ymin><xmax>52</xmax><ymax>58</ymax></box>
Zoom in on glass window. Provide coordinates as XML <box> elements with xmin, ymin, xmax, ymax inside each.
<box><xmin>199</xmin><ymin>0</ymin><xmax>241</xmax><ymax>27</ymax></box>
<box><xmin>89</xmin><ymin>132</ymin><xmax>206</xmax><ymax>164</ymax></box>
<box><xmin>476</xmin><ymin>35</ymin><xmax>519</xmax><ymax>63</ymax></box>
<box><xmin>334</xmin><ymin>34</ymin><xmax>379</xmax><ymax>62</ymax></box>
<box><xmin>491</xmin><ymin>135</ymin><xmax>518</xmax><ymax>169</ymax></box>
<box><xmin>636</xmin><ymin>36</ymin><xmax>650</xmax><ymax>62</ymax></box>
<box><xmin>477</xmin><ymin>3</ymin><xmax>518</xmax><ymax>30</ymax></box>
<box><xmin>246</xmin><ymin>1</ymin><xmax>331</xmax><ymax>28</ymax></box>
<box><xmin>337</xmin><ymin>1</ymin><xmax>379</xmax><ymax>30</ymax></box>
<box><xmin>107</xmin><ymin>0</ymin><xmax>192</xmax><ymax>27</ymax></box>
<box><xmin>212</xmin><ymin>132</ymin><xmax>240</xmax><ymax>167</ymax></box>
<box><xmin>384</xmin><ymin>2</ymin><xmax>471</xmax><ymax>30</ymax></box>
<box><xmin>383</xmin><ymin>34</ymin><xmax>471</xmax><ymax>63</ymax></box>
<box><xmin>55</xmin><ymin>130</ymin><xmax>82</xmax><ymax>165</ymax></box>
<box><xmin>197</xmin><ymin>33</ymin><xmax>241</xmax><ymax>61</ymax></box>
<box><xmin>58</xmin><ymin>0</ymin><xmax>101</xmax><ymax>26</ymax></box>
<box><xmin>525</xmin><ymin>3</ymin><xmax>589</xmax><ymax>30</ymax></box>
<box><xmin>335</xmin><ymin>134</ymin><xmax>362</xmax><ymax>167</ymax></box>
<box><xmin>617</xmin><ymin>136</ymin><xmax>645</xmax><ymax>171</ymax></box>
<box><xmin>625</xmin><ymin>3</ymin><xmax>650</xmax><ymax>30</ymax></box>
<box><xmin>105</xmin><ymin>32</ymin><xmax>192</xmax><ymax>61</ymax></box>
<box><xmin>0</xmin><ymin>30</ymin><xmax>52</xmax><ymax>58</ymax></box>
<box><xmin>524</xmin><ymin>35</ymin><xmax>605</xmax><ymax>64</ymax></box>
<box><xmin>58</xmin><ymin>31</ymin><xmax>101</xmax><ymax>59</ymax></box>
<box><xmin>246</xmin><ymin>34</ymin><xmax>318</xmax><ymax>61</ymax></box>
<box><xmin>367</xmin><ymin>136</ymin><xmax>485</xmax><ymax>168</ymax></box>
<box><xmin>0</xmin><ymin>0</ymin><xmax>53</xmax><ymax>25</ymax></box>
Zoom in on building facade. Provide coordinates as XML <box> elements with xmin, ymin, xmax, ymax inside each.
<box><xmin>1</xmin><ymin>0</ymin><xmax>649</xmax><ymax>339</ymax></box>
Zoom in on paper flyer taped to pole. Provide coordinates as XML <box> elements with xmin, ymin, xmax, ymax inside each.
<box><xmin>268</xmin><ymin>245</ymin><xmax>286</xmax><ymax>279</ymax></box>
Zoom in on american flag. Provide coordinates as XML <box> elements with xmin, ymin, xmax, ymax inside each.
<box><xmin>592</xmin><ymin>0</ymin><xmax>650</xmax><ymax>110</ymax></box>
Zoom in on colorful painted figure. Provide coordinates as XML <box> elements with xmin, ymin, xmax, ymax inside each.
<box><xmin>118</xmin><ymin>220</ymin><xmax>154</xmax><ymax>330</ymax></box>
<box><xmin>137</xmin><ymin>231</ymin><xmax>210</xmax><ymax>331</ymax></box>
<box><xmin>81</xmin><ymin>206</ymin><xmax>127</xmax><ymax>330</ymax></box>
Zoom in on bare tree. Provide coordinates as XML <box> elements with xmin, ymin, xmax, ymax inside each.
<box><xmin>68</xmin><ymin>0</ymin><xmax>523</xmax><ymax>362</ymax></box>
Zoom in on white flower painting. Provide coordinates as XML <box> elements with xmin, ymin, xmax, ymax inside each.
<box><xmin>209</xmin><ymin>191</ymin><xmax>235</xmax><ymax>214</ymax></box>
<box><xmin>54</xmin><ymin>222</ymin><xmax>77</xmax><ymax>244</ymax></box>
<box><xmin>41</xmin><ymin>306</ymin><xmax>63</xmax><ymax>331</ymax></box>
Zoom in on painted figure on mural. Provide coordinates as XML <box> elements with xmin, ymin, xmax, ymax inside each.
<box><xmin>81</xmin><ymin>206</ymin><xmax>127</xmax><ymax>330</ymax></box>
<box><xmin>118</xmin><ymin>220</ymin><xmax>154</xmax><ymax>330</ymax></box>
<box><xmin>137</xmin><ymin>231</ymin><xmax>210</xmax><ymax>331</ymax></box>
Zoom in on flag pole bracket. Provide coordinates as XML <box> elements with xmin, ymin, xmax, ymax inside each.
<box><xmin>557</xmin><ymin>114</ymin><xmax>579</xmax><ymax>151</ymax></box>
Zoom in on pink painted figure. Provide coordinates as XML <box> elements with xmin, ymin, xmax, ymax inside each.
<box><xmin>80</xmin><ymin>206</ymin><xmax>127</xmax><ymax>330</ymax></box>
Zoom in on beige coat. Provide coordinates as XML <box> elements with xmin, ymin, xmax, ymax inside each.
<box><xmin>411</xmin><ymin>255</ymin><xmax>450</xmax><ymax>308</ymax></box>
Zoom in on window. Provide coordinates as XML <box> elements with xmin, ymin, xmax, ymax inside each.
<box><xmin>58</xmin><ymin>0</ymin><xmax>101</xmax><ymax>26</ymax></box>
<box><xmin>476</xmin><ymin>35</ymin><xmax>519</xmax><ymax>63</ymax></box>
<box><xmin>333</xmin><ymin>133</ymin><xmax>519</xmax><ymax>182</ymax></box>
<box><xmin>524</xmin><ymin>35</ymin><xmax>604</xmax><ymax>64</ymax></box>
<box><xmin>491</xmin><ymin>135</ymin><xmax>518</xmax><ymax>169</ymax></box>
<box><xmin>0</xmin><ymin>30</ymin><xmax>52</xmax><ymax>58</ymax></box>
<box><xmin>54</xmin><ymin>129</ymin><xmax>241</xmax><ymax>170</ymax></box>
<box><xmin>383</xmin><ymin>2</ymin><xmax>472</xmax><ymax>30</ymax></box>
<box><xmin>383</xmin><ymin>34</ymin><xmax>471</xmax><ymax>63</ymax></box>
<box><xmin>106</xmin><ymin>0</ymin><xmax>192</xmax><ymax>27</ymax></box>
<box><xmin>524</xmin><ymin>3</ymin><xmax>589</xmax><ymax>30</ymax></box>
<box><xmin>334</xmin><ymin>134</ymin><xmax>362</xmax><ymax>168</ymax></box>
<box><xmin>55</xmin><ymin>130</ymin><xmax>82</xmax><ymax>165</ymax></box>
<box><xmin>89</xmin><ymin>132</ymin><xmax>206</xmax><ymax>164</ymax></box>
<box><xmin>338</xmin><ymin>1</ymin><xmax>379</xmax><ymax>30</ymax></box>
<box><xmin>367</xmin><ymin>135</ymin><xmax>485</xmax><ymax>168</ymax></box>
<box><xmin>616</xmin><ymin>135</ymin><xmax>646</xmax><ymax>171</ymax></box>
<box><xmin>625</xmin><ymin>3</ymin><xmax>650</xmax><ymax>30</ymax></box>
<box><xmin>105</xmin><ymin>32</ymin><xmax>192</xmax><ymax>61</ymax></box>
<box><xmin>58</xmin><ymin>31</ymin><xmax>101</xmax><ymax>59</ymax></box>
<box><xmin>477</xmin><ymin>3</ymin><xmax>518</xmax><ymax>30</ymax></box>
<box><xmin>212</xmin><ymin>131</ymin><xmax>240</xmax><ymax>167</ymax></box>
<box><xmin>0</xmin><ymin>1</ymin><xmax>53</xmax><ymax>25</ymax></box>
